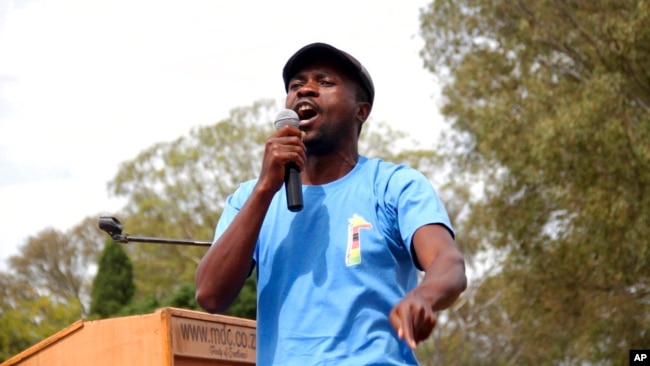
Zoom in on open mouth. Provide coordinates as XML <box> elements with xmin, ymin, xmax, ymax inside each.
<box><xmin>296</xmin><ymin>103</ymin><xmax>318</xmax><ymax>121</ymax></box>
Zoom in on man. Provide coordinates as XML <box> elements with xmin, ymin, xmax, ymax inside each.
<box><xmin>195</xmin><ymin>43</ymin><xmax>467</xmax><ymax>365</ymax></box>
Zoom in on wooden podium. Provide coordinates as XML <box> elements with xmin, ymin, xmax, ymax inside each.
<box><xmin>2</xmin><ymin>308</ymin><xmax>256</xmax><ymax>366</ymax></box>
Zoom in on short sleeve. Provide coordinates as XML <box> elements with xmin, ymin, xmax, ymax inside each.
<box><xmin>384</xmin><ymin>167</ymin><xmax>454</xmax><ymax>269</ymax></box>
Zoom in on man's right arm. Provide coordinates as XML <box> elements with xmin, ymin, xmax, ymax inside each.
<box><xmin>194</xmin><ymin>125</ymin><xmax>305</xmax><ymax>314</ymax></box>
<box><xmin>194</xmin><ymin>185</ymin><xmax>275</xmax><ymax>313</ymax></box>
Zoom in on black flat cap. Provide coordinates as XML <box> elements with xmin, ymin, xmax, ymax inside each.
<box><xmin>282</xmin><ymin>43</ymin><xmax>375</xmax><ymax>105</ymax></box>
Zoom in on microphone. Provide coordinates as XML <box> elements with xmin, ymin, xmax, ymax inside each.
<box><xmin>274</xmin><ymin>109</ymin><xmax>303</xmax><ymax>212</ymax></box>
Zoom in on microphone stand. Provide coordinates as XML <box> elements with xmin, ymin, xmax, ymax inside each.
<box><xmin>98</xmin><ymin>216</ymin><xmax>211</xmax><ymax>247</ymax></box>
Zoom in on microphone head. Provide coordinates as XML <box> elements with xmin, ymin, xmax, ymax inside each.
<box><xmin>274</xmin><ymin>109</ymin><xmax>299</xmax><ymax>130</ymax></box>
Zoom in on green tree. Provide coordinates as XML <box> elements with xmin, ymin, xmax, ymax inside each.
<box><xmin>0</xmin><ymin>272</ymin><xmax>81</xmax><ymax>362</ymax></box>
<box><xmin>90</xmin><ymin>239</ymin><xmax>136</xmax><ymax>318</ymax></box>
<box><xmin>115</xmin><ymin>281</ymin><xmax>255</xmax><ymax>319</ymax></box>
<box><xmin>419</xmin><ymin>0</ymin><xmax>649</xmax><ymax>364</ymax></box>
<box><xmin>8</xmin><ymin>216</ymin><xmax>104</xmax><ymax>316</ymax></box>
<box><xmin>117</xmin><ymin>294</ymin><xmax>161</xmax><ymax>316</ymax></box>
<box><xmin>107</xmin><ymin>100</ymin><xmax>278</xmax><ymax>308</ymax></box>
<box><xmin>0</xmin><ymin>217</ymin><xmax>107</xmax><ymax>361</ymax></box>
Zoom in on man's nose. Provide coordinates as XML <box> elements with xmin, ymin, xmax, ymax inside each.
<box><xmin>297</xmin><ymin>81</ymin><xmax>318</xmax><ymax>97</ymax></box>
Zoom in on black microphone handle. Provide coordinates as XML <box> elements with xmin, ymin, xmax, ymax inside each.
<box><xmin>285</xmin><ymin>162</ymin><xmax>303</xmax><ymax>212</ymax></box>
<box><xmin>273</xmin><ymin>109</ymin><xmax>303</xmax><ymax>212</ymax></box>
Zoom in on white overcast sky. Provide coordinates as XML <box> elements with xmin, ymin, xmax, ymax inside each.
<box><xmin>0</xmin><ymin>0</ymin><xmax>446</xmax><ymax>265</ymax></box>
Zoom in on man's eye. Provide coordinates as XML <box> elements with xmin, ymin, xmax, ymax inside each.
<box><xmin>289</xmin><ymin>82</ymin><xmax>303</xmax><ymax>90</ymax></box>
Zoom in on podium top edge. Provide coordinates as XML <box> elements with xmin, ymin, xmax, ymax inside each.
<box><xmin>155</xmin><ymin>307</ymin><xmax>257</xmax><ymax>327</ymax></box>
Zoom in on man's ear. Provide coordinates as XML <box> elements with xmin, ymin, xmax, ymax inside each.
<box><xmin>356</xmin><ymin>101</ymin><xmax>372</xmax><ymax>123</ymax></box>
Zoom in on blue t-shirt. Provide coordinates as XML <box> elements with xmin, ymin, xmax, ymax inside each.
<box><xmin>215</xmin><ymin>156</ymin><xmax>453</xmax><ymax>365</ymax></box>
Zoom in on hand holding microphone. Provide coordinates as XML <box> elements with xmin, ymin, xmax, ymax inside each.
<box><xmin>273</xmin><ymin>109</ymin><xmax>304</xmax><ymax>212</ymax></box>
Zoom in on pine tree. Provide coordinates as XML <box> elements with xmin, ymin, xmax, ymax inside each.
<box><xmin>89</xmin><ymin>240</ymin><xmax>135</xmax><ymax>318</ymax></box>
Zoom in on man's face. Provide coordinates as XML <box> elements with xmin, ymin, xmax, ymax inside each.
<box><xmin>285</xmin><ymin>61</ymin><xmax>365</xmax><ymax>156</ymax></box>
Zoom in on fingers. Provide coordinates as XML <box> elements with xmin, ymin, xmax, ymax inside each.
<box><xmin>390</xmin><ymin>306</ymin><xmax>412</xmax><ymax>349</ymax></box>
<box><xmin>397</xmin><ymin>307</ymin><xmax>418</xmax><ymax>350</ymax></box>
<box><xmin>258</xmin><ymin>126</ymin><xmax>305</xmax><ymax>192</ymax></box>
<box><xmin>390</xmin><ymin>302</ymin><xmax>437</xmax><ymax>350</ymax></box>
<box><xmin>270</xmin><ymin>125</ymin><xmax>306</xmax><ymax>167</ymax></box>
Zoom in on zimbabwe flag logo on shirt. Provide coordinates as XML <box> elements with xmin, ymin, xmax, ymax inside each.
<box><xmin>346</xmin><ymin>214</ymin><xmax>372</xmax><ymax>266</ymax></box>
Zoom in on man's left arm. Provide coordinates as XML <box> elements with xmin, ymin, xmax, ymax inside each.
<box><xmin>388</xmin><ymin>223</ymin><xmax>467</xmax><ymax>350</ymax></box>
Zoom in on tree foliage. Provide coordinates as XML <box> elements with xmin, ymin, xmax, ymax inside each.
<box><xmin>89</xmin><ymin>240</ymin><xmax>136</xmax><ymax>318</ymax></box>
<box><xmin>420</xmin><ymin>0</ymin><xmax>649</xmax><ymax>363</ymax></box>
<box><xmin>0</xmin><ymin>272</ymin><xmax>82</xmax><ymax>362</ymax></box>
<box><xmin>0</xmin><ymin>217</ymin><xmax>104</xmax><ymax>361</ymax></box>
<box><xmin>7</xmin><ymin>216</ymin><xmax>104</xmax><ymax>315</ymax></box>
<box><xmin>107</xmin><ymin>100</ymin><xmax>278</xmax><ymax>305</ymax></box>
